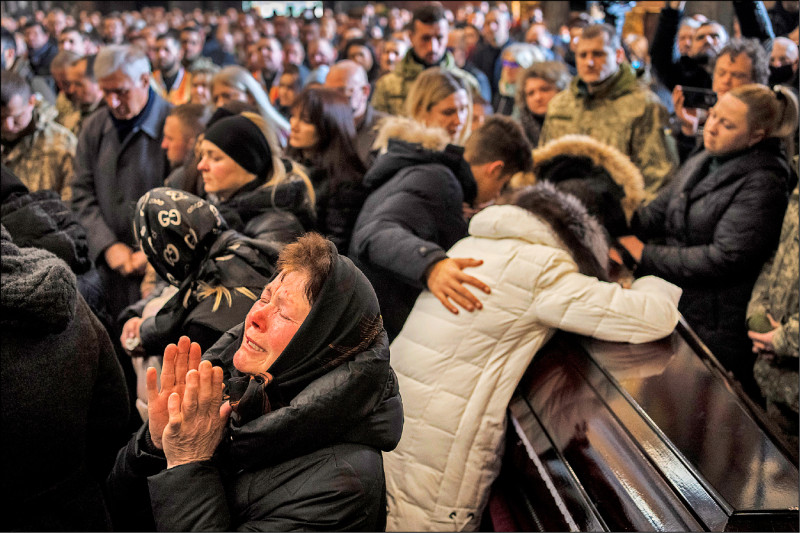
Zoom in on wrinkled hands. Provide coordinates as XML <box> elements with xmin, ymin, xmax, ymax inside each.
<box><xmin>162</xmin><ymin>360</ymin><xmax>231</xmax><ymax>469</ymax></box>
<box><xmin>146</xmin><ymin>336</ymin><xmax>232</xmax><ymax>467</ymax></box>
<box><xmin>425</xmin><ymin>257</ymin><xmax>490</xmax><ymax>315</ymax></box>
<box><xmin>147</xmin><ymin>336</ymin><xmax>202</xmax><ymax>450</ymax></box>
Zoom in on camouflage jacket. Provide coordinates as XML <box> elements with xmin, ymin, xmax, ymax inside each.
<box><xmin>371</xmin><ymin>50</ymin><xmax>480</xmax><ymax>116</ymax></box>
<box><xmin>55</xmin><ymin>91</ymin><xmax>80</xmax><ymax>133</ymax></box>
<box><xmin>1</xmin><ymin>100</ymin><xmax>77</xmax><ymax>202</ymax></box>
<box><xmin>748</xmin><ymin>184</ymin><xmax>798</xmax><ymax>410</ymax></box>
<box><xmin>539</xmin><ymin>64</ymin><xmax>678</xmax><ymax>201</ymax></box>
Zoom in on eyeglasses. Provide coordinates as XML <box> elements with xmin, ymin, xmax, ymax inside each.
<box><xmin>502</xmin><ymin>59</ymin><xmax>520</xmax><ymax>69</ymax></box>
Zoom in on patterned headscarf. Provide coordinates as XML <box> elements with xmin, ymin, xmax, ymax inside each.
<box><xmin>134</xmin><ymin>187</ymin><xmax>227</xmax><ymax>286</ymax></box>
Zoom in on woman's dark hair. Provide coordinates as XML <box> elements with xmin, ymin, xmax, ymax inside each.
<box><xmin>288</xmin><ymin>87</ymin><xmax>366</xmax><ymax>189</ymax></box>
<box><xmin>341</xmin><ymin>37</ymin><xmax>380</xmax><ymax>82</ymax></box>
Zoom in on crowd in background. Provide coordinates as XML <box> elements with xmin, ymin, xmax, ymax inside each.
<box><xmin>1</xmin><ymin>1</ymin><xmax>799</xmax><ymax>531</ymax></box>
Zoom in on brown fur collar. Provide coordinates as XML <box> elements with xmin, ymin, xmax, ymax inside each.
<box><xmin>511</xmin><ymin>134</ymin><xmax>646</xmax><ymax>221</ymax></box>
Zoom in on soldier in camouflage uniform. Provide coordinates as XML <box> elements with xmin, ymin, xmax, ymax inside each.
<box><xmin>371</xmin><ymin>4</ymin><xmax>479</xmax><ymax>117</ymax></box>
<box><xmin>540</xmin><ymin>24</ymin><xmax>678</xmax><ymax>201</ymax></box>
<box><xmin>747</xmin><ymin>183</ymin><xmax>799</xmax><ymax>443</ymax></box>
<box><xmin>1</xmin><ymin>71</ymin><xmax>76</xmax><ymax>202</ymax></box>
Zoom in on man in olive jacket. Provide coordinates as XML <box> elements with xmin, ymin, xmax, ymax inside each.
<box><xmin>540</xmin><ymin>24</ymin><xmax>677</xmax><ymax>201</ymax></box>
<box><xmin>371</xmin><ymin>4</ymin><xmax>479</xmax><ymax>116</ymax></box>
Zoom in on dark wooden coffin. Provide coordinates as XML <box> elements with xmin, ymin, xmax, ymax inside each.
<box><xmin>490</xmin><ymin>318</ymin><xmax>799</xmax><ymax>532</ymax></box>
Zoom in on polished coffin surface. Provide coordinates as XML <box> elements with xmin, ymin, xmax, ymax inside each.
<box><xmin>500</xmin><ymin>321</ymin><xmax>799</xmax><ymax>532</ymax></box>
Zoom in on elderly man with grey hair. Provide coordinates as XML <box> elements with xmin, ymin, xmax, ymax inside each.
<box><xmin>71</xmin><ymin>44</ymin><xmax>171</xmax><ymax>329</ymax></box>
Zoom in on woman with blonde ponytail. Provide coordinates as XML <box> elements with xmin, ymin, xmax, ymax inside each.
<box><xmin>617</xmin><ymin>83</ymin><xmax>798</xmax><ymax>400</ymax></box>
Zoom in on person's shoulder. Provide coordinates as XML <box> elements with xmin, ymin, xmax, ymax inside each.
<box><xmin>40</xmin><ymin>117</ymin><xmax>77</xmax><ymax>148</ymax></box>
<box><xmin>77</xmin><ymin>106</ymin><xmax>112</xmax><ymax>139</ymax></box>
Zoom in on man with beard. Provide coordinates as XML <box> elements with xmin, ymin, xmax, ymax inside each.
<box><xmin>372</xmin><ymin>3</ymin><xmax>478</xmax><ymax>116</ymax></box>
<box><xmin>153</xmin><ymin>31</ymin><xmax>191</xmax><ymax>105</ymax></box>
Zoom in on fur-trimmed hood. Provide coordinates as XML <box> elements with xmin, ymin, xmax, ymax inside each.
<box><xmin>476</xmin><ymin>182</ymin><xmax>610</xmax><ymax>279</ymax></box>
<box><xmin>512</xmin><ymin>134</ymin><xmax>646</xmax><ymax>222</ymax></box>
<box><xmin>371</xmin><ymin>115</ymin><xmax>452</xmax><ymax>155</ymax></box>
<box><xmin>363</xmin><ymin>116</ymin><xmax>477</xmax><ymax>204</ymax></box>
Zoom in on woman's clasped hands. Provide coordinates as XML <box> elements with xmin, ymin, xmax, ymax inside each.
<box><xmin>146</xmin><ymin>336</ymin><xmax>232</xmax><ymax>468</ymax></box>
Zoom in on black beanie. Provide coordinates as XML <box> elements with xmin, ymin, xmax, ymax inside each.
<box><xmin>203</xmin><ymin>115</ymin><xmax>273</xmax><ymax>179</ymax></box>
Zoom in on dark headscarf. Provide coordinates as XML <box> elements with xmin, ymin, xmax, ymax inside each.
<box><xmin>134</xmin><ymin>187</ymin><xmax>227</xmax><ymax>286</ymax></box>
<box><xmin>134</xmin><ymin>188</ymin><xmax>278</xmax><ymax>355</ymax></box>
<box><xmin>225</xmin><ymin>240</ymin><xmax>384</xmax><ymax>423</ymax></box>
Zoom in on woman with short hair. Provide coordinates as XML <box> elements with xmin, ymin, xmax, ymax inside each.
<box><xmin>108</xmin><ymin>233</ymin><xmax>403</xmax><ymax>531</ymax></box>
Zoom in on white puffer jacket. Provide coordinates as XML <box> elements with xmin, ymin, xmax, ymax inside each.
<box><xmin>384</xmin><ymin>203</ymin><xmax>682</xmax><ymax>532</ymax></box>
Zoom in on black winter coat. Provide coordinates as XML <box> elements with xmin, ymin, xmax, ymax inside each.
<box><xmin>349</xmin><ymin>139</ymin><xmax>477</xmax><ymax>339</ymax></box>
<box><xmin>633</xmin><ymin>140</ymin><xmax>790</xmax><ymax>382</ymax></box>
<box><xmin>1</xmin><ymin>228</ymin><xmax>129</xmax><ymax>531</ymax></box>
<box><xmin>107</xmin><ymin>325</ymin><xmax>402</xmax><ymax>531</ymax></box>
<box><xmin>217</xmin><ymin>176</ymin><xmax>315</xmax><ymax>247</ymax></box>
<box><xmin>0</xmin><ymin>169</ymin><xmax>111</xmax><ymax>328</ymax></box>
<box><xmin>307</xmin><ymin>165</ymin><xmax>370</xmax><ymax>255</ymax></box>
<box><xmin>133</xmin><ymin>230</ymin><xmax>277</xmax><ymax>355</ymax></box>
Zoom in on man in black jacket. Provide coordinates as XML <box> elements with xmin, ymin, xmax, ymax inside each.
<box><xmin>349</xmin><ymin>116</ymin><xmax>533</xmax><ymax>340</ymax></box>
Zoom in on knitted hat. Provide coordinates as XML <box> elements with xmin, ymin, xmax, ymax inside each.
<box><xmin>203</xmin><ymin>115</ymin><xmax>274</xmax><ymax>179</ymax></box>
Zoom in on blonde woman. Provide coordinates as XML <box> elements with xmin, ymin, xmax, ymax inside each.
<box><xmin>618</xmin><ymin>84</ymin><xmax>798</xmax><ymax>398</ymax></box>
<box><xmin>402</xmin><ymin>66</ymin><xmax>473</xmax><ymax>146</ymax></box>
<box><xmin>210</xmin><ymin>65</ymin><xmax>290</xmax><ymax>147</ymax></box>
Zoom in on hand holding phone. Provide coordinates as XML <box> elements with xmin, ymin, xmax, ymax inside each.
<box><xmin>681</xmin><ymin>87</ymin><xmax>717</xmax><ymax>109</ymax></box>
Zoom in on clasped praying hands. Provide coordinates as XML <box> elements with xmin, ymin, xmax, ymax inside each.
<box><xmin>146</xmin><ymin>336</ymin><xmax>232</xmax><ymax>468</ymax></box>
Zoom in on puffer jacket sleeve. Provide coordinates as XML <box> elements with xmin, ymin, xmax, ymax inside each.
<box><xmin>1</xmin><ymin>189</ymin><xmax>91</xmax><ymax>274</ymax></box>
<box><xmin>148</xmin><ymin>462</ymin><xmax>231</xmax><ymax>532</ymax></box>
<box><xmin>531</xmin><ymin>250</ymin><xmax>681</xmax><ymax>343</ymax></box>
<box><xmin>227</xmin><ymin>338</ymin><xmax>399</xmax><ymax>471</ymax></box>
<box><xmin>638</xmin><ymin>169</ymin><xmax>786</xmax><ymax>284</ymax></box>
<box><xmin>631</xmin><ymin>173</ymin><xmax>680</xmax><ymax>241</ymax></box>
<box><xmin>106</xmin><ymin>423</ymin><xmax>168</xmax><ymax>531</ymax></box>
<box><xmin>349</xmin><ymin>167</ymin><xmax>460</xmax><ymax>288</ymax></box>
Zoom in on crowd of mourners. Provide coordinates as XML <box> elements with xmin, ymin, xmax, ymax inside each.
<box><xmin>1</xmin><ymin>0</ymin><xmax>798</xmax><ymax>531</ymax></box>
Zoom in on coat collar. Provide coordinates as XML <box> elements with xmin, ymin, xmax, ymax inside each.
<box><xmin>684</xmin><ymin>141</ymin><xmax>788</xmax><ymax>201</ymax></box>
